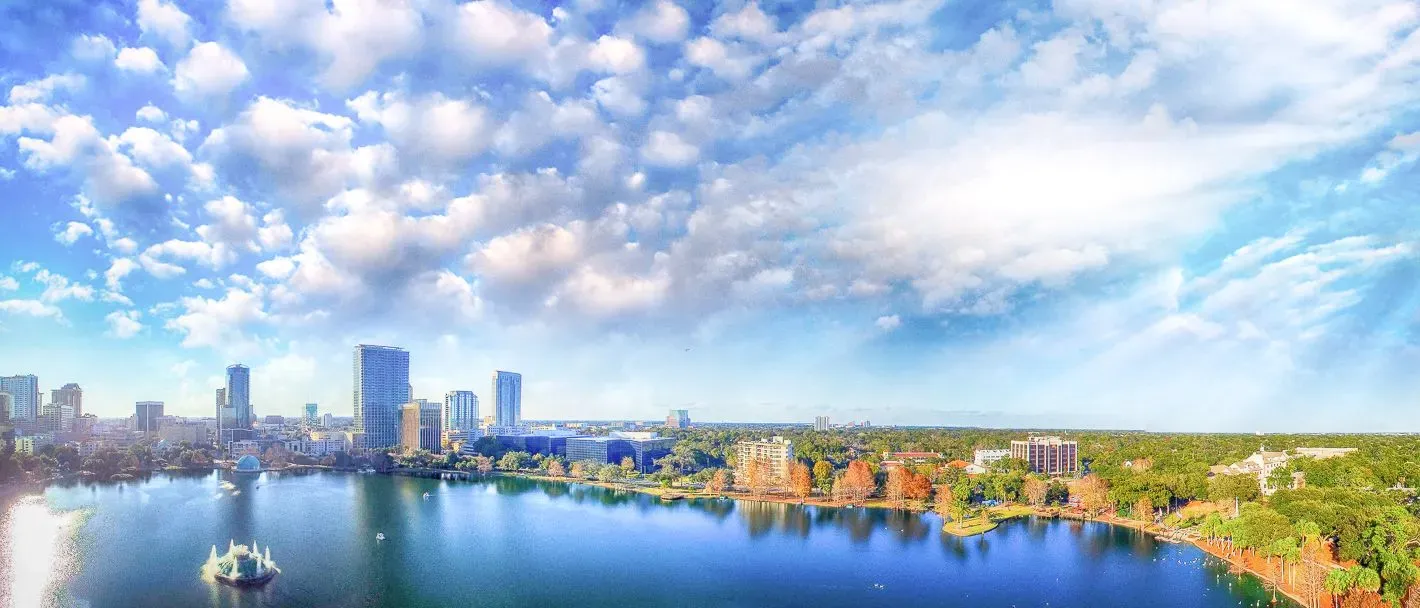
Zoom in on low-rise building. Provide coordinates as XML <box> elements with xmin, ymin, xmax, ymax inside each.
<box><xmin>566</xmin><ymin>433</ymin><xmax>677</xmax><ymax>473</ymax></box>
<box><xmin>16</xmin><ymin>434</ymin><xmax>54</xmax><ymax>455</ymax></box>
<box><xmin>158</xmin><ymin>420</ymin><xmax>207</xmax><ymax>445</ymax></box>
<box><xmin>973</xmin><ymin>449</ymin><xmax>1010</xmax><ymax>468</ymax></box>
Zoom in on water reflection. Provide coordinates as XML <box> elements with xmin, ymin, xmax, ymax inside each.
<box><xmin>1</xmin><ymin>495</ymin><xmax>82</xmax><ymax>608</ymax></box>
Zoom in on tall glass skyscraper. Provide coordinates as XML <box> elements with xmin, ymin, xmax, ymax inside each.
<box><xmin>354</xmin><ymin>345</ymin><xmax>410</xmax><ymax>449</ymax></box>
<box><xmin>304</xmin><ymin>403</ymin><xmax>319</xmax><ymax>425</ymax></box>
<box><xmin>444</xmin><ymin>391</ymin><xmax>478</xmax><ymax>433</ymax></box>
<box><xmin>226</xmin><ymin>364</ymin><xmax>251</xmax><ymax>428</ymax></box>
<box><xmin>491</xmin><ymin>371</ymin><xmax>521</xmax><ymax>427</ymax></box>
<box><xmin>0</xmin><ymin>375</ymin><xmax>39</xmax><ymax>421</ymax></box>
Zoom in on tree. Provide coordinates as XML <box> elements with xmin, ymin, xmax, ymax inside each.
<box><xmin>886</xmin><ymin>466</ymin><xmax>910</xmax><ymax>508</ymax></box>
<box><xmin>813</xmin><ymin>460</ymin><xmax>833</xmax><ymax>495</ymax></box>
<box><xmin>620</xmin><ymin>456</ymin><xmax>636</xmax><ymax>474</ymax></box>
<box><xmin>1024</xmin><ymin>476</ymin><xmax>1048</xmax><ymax>506</ymax></box>
<box><xmin>706</xmin><ymin>469</ymin><xmax>729</xmax><ymax>494</ymax></box>
<box><xmin>497</xmin><ymin>452</ymin><xmax>527</xmax><ymax>471</ymax></box>
<box><xmin>1325</xmin><ymin>568</ymin><xmax>1354</xmax><ymax>608</ymax></box>
<box><xmin>835</xmin><ymin>460</ymin><xmax>876</xmax><ymax>503</ymax></box>
<box><xmin>547</xmin><ymin>459</ymin><xmax>566</xmax><ymax>477</ymax></box>
<box><xmin>949</xmin><ymin>478</ymin><xmax>973</xmax><ymax>527</ymax></box>
<box><xmin>569</xmin><ymin>461</ymin><xmax>586</xmax><ymax>479</ymax></box>
<box><xmin>745</xmin><ymin>460</ymin><xmax>771</xmax><ymax>497</ymax></box>
<box><xmin>788</xmin><ymin>462</ymin><xmax>812</xmax><ymax>499</ymax></box>
<box><xmin>597</xmin><ymin>464</ymin><xmax>623</xmax><ymax>483</ymax></box>
<box><xmin>653</xmin><ymin>463</ymin><xmax>680</xmax><ymax>488</ymax></box>
<box><xmin>1076</xmin><ymin>474</ymin><xmax>1110</xmax><ymax>516</ymax></box>
<box><xmin>475</xmin><ymin>456</ymin><xmax>494</xmax><ymax>475</ymax></box>
<box><xmin>934</xmin><ymin>483</ymin><xmax>955</xmax><ymax>528</ymax></box>
<box><xmin>905</xmin><ymin>470</ymin><xmax>933</xmax><ymax>502</ymax></box>
<box><xmin>1134</xmin><ymin>496</ymin><xmax>1154</xmax><ymax>522</ymax></box>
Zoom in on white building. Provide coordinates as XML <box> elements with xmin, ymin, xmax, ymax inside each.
<box><xmin>491</xmin><ymin>371</ymin><xmax>521</xmax><ymax>428</ymax></box>
<box><xmin>158</xmin><ymin>420</ymin><xmax>206</xmax><ymax>445</ymax></box>
<box><xmin>735</xmin><ymin>436</ymin><xmax>795</xmax><ymax>484</ymax></box>
<box><xmin>298</xmin><ymin>433</ymin><xmax>350</xmax><ymax>456</ymax></box>
<box><xmin>814</xmin><ymin>416</ymin><xmax>830</xmax><ymax>432</ymax></box>
<box><xmin>0</xmin><ymin>375</ymin><xmax>39</xmax><ymax>421</ymax></box>
<box><xmin>973</xmin><ymin>449</ymin><xmax>1011</xmax><ymax>467</ymax></box>
<box><xmin>16</xmin><ymin>434</ymin><xmax>53</xmax><ymax>455</ymax></box>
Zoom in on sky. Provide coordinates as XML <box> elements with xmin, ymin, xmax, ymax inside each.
<box><xmin>0</xmin><ymin>0</ymin><xmax>1417</xmax><ymax>431</ymax></box>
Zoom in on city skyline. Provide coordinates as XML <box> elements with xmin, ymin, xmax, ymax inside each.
<box><xmin>0</xmin><ymin>1</ymin><xmax>1418</xmax><ymax>432</ymax></box>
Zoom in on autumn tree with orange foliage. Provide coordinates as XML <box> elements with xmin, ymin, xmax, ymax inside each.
<box><xmin>788</xmin><ymin>461</ymin><xmax>813</xmax><ymax>499</ymax></box>
<box><xmin>886</xmin><ymin>467</ymin><xmax>909</xmax><ymax>508</ymax></box>
<box><xmin>934</xmin><ymin>483</ymin><xmax>955</xmax><ymax>528</ymax></box>
<box><xmin>706</xmin><ymin>469</ymin><xmax>729</xmax><ymax>494</ymax></box>
<box><xmin>1076</xmin><ymin>474</ymin><xmax>1110</xmax><ymax>516</ymax></box>
<box><xmin>1024</xmin><ymin>476</ymin><xmax>1048</xmax><ymax>506</ymax></box>
<box><xmin>833</xmin><ymin>460</ymin><xmax>876</xmax><ymax>503</ymax></box>
<box><xmin>547</xmin><ymin>459</ymin><xmax>565</xmax><ymax>478</ymax></box>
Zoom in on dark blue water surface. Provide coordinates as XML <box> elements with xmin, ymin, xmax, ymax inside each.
<box><xmin>5</xmin><ymin>471</ymin><xmax>1296</xmax><ymax>607</ymax></box>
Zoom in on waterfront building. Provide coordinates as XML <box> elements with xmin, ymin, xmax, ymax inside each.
<box><xmin>134</xmin><ymin>401</ymin><xmax>165</xmax><ymax>433</ymax></box>
<box><xmin>666</xmin><ymin>409</ymin><xmax>690</xmax><ymax>429</ymax></box>
<box><xmin>0</xmin><ymin>375</ymin><xmax>39</xmax><ymax>421</ymax></box>
<box><xmin>495</xmin><ymin>432</ymin><xmax>587</xmax><ymax>458</ymax></box>
<box><xmin>51</xmin><ymin>383</ymin><xmax>82</xmax><ymax>418</ymax></box>
<box><xmin>1010</xmin><ymin>436</ymin><xmax>1079</xmax><ymax>477</ymax></box>
<box><xmin>400</xmin><ymin>403</ymin><xmax>421</xmax><ymax>454</ymax></box>
<box><xmin>443</xmin><ymin>390</ymin><xmax>478</xmax><ymax>446</ymax></box>
<box><xmin>973</xmin><ymin>448</ymin><xmax>1011</xmax><ymax>468</ymax></box>
<box><xmin>304</xmin><ymin>404</ymin><xmax>318</xmax><ymax>426</ymax></box>
<box><xmin>814</xmin><ymin>416</ymin><xmax>830</xmax><ymax>432</ymax></box>
<box><xmin>418</xmin><ymin>400</ymin><xmax>442</xmax><ymax>454</ymax></box>
<box><xmin>158</xmin><ymin>420</ymin><xmax>205</xmax><ymax>445</ymax></box>
<box><xmin>298</xmin><ymin>433</ymin><xmax>350</xmax><ymax>456</ymax></box>
<box><xmin>735</xmin><ymin>436</ymin><xmax>795</xmax><ymax>484</ymax></box>
<box><xmin>227</xmin><ymin>365</ymin><xmax>252</xmax><ymax>429</ymax></box>
<box><xmin>353</xmin><ymin>345</ymin><xmax>411</xmax><ymax>450</ymax></box>
<box><xmin>491</xmin><ymin>371</ymin><xmax>522</xmax><ymax>427</ymax></box>
<box><xmin>564</xmin><ymin>432</ymin><xmax>676</xmax><ymax>473</ymax></box>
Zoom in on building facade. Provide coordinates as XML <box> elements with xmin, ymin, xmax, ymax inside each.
<box><xmin>353</xmin><ymin>345</ymin><xmax>411</xmax><ymax>450</ymax></box>
<box><xmin>0</xmin><ymin>393</ymin><xmax>11</xmax><ymax>420</ymax></box>
<box><xmin>134</xmin><ymin>401</ymin><xmax>165</xmax><ymax>433</ymax></box>
<box><xmin>973</xmin><ymin>449</ymin><xmax>1011</xmax><ymax>467</ymax></box>
<box><xmin>226</xmin><ymin>364</ymin><xmax>251</xmax><ymax>429</ymax></box>
<box><xmin>491</xmin><ymin>371</ymin><xmax>522</xmax><ymax>427</ymax></box>
<box><xmin>51</xmin><ymin>383</ymin><xmax>82</xmax><ymax>418</ymax></box>
<box><xmin>1010</xmin><ymin>436</ymin><xmax>1079</xmax><ymax>476</ymax></box>
<box><xmin>158</xmin><ymin>420</ymin><xmax>205</xmax><ymax>445</ymax></box>
<box><xmin>40</xmin><ymin>403</ymin><xmax>74</xmax><ymax>434</ymax></box>
<box><xmin>0</xmin><ymin>375</ymin><xmax>39</xmax><ymax>421</ymax></box>
<box><xmin>418</xmin><ymin>400</ymin><xmax>442</xmax><ymax>454</ymax></box>
<box><xmin>735</xmin><ymin>436</ymin><xmax>795</xmax><ymax>484</ymax></box>
<box><xmin>665</xmin><ymin>409</ymin><xmax>690</xmax><ymax>429</ymax></box>
<box><xmin>814</xmin><ymin>416</ymin><xmax>830</xmax><ymax>432</ymax></box>
<box><xmin>304</xmin><ymin>403</ymin><xmax>319</xmax><ymax>426</ymax></box>
<box><xmin>444</xmin><ymin>390</ymin><xmax>478</xmax><ymax>445</ymax></box>
<box><xmin>399</xmin><ymin>403</ymin><xmax>422</xmax><ymax>453</ymax></box>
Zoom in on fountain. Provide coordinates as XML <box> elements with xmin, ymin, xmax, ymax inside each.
<box><xmin>202</xmin><ymin>539</ymin><xmax>280</xmax><ymax>587</ymax></box>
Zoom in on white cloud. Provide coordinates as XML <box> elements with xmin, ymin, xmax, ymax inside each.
<box><xmin>450</xmin><ymin>1</ymin><xmax>553</xmax><ymax>68</ymax></box>
<box><xmin>875</xmin><ymin>314</ymin><xmax>901</xmax><ymax>331</ymax></box>
<box><xmin>17</xmin><ymin>115</ymin><xmax>158</xmax><ymax>207</ymax></box>
<box><xmin>105</xmin><ymin>310</ymin><xmax>144</xmax><ymax>338</ymax></box>
<box><xmin>199</xmin><ymin>97</ymin><xmax>358</xmax><ymax>213</ymax></box>
<box><xmin>173</xmin><ymin>42</ymin><xmax>250</xmax><ymax>100</ymax></box>
<box><xmin>105</xmin><ymin>258</ymin><xmax>139</xmax><ymax>291</ymax></box>
<box><xmin>8</xmin><ymin>73</ymin><xmax>85</xmax><ymax>104</ymax></box>
<box><xmin>0</xmin><ymin>276</ymin><xmax>17</xmax><ymax>291</ymax></box>
<box><xmin>54</xmin><ymin>221</ymin><xmax>94</xmax><ymax>245</ymax></box>
<box><xmin>117</xmin><ymin>126</ymin><xmax>193</xmax><ymax>169</ymax></box>
<box><xmin>641</xmin><ymin>130</ymin><xmax>699</xmax><ymax>167</ymax></box>
<box><xmin>137</xmin><ymin>0</ymin><xmax>192</xmax><ymax>47</ymax></box>
<box><xmin>347</xmin><ymin>90</ymin><xmax>491</xmax><ymax>164</ymax></box>
<box><xmin>591</xmin><ymin>76</ymin><xmax>645</xmax><ymax>116</ymax></box>
<box><xmin>587</xmin><ymin>36</ymin><xmax>646</xmax><ymax>74</ymax></box>
<box><xmin>115</xmin><ymin>47</ymin><xmax>164</xmax><ymax>73</ymax></box>
<box><xmin>711</xmin><ymin>3</ymin><xmax>779</xmax><ymax>43</ymax></box>
<box><xmin>256</xmin><ymin>256</ymin><xmax>296</xmax><ymax>279</ymax></box>
<box><xmin>34</xmin><ymin>269</ymin><xmax>96</xmax><ymax>303</ymax></box>
<box><xmin>684</xmin><ymin>38</ymin><xmax>760</xmax><ymax>81</ymax></box>
<box><xmin>258</xmin><ymin>210</ymin><xmax>294</xmax><ymax>251</ymax></box>
<box><xmin>0</xmin><ymin>300</ymin><xmax>63</xmax><ymax>319</ymax></box>
<box><xmin>314</xmin><ymin>0</ymin><xmax>424</xmax><ymax>89</ymax></box>
<box><xmin>72</xmin><ymin>34</ymin><xmax>117</xmax><ymax>61</ymax></box>
<box><xmin>165</xmin><ymin>286</ymin><xmax>268</xmax><ymax>348</ymax></box>
<box><xmin>627</xmin><ymin>1</ymin><xmax>690</xmax><ymax>43</ymax></box>
<box><xmin>195</xmin><ymin>196</ymin><xmax>259</xmax><ymax>251</ymax></box>
<box><xmin>135</xmin><ymin>104</ymin><xmax>167</xmax><ymax>123</ymax></box>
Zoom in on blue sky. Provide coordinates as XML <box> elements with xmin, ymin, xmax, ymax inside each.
<box><xmin>0</xmin><ymin>0</ymin><xmax>1417</xmax><ymax>430</ymax></box>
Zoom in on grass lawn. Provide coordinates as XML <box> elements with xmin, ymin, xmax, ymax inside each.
<box><xmin>987</xmin><ymin>504</ymin><xmax>1036</xmax><ymax>520</ymax></box>
<box><xmin>942</xmin><ymin>516</ymin><xmax>999</xmax><ymax>537</ymax></box>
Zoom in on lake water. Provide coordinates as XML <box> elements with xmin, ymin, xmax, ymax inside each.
<box><xmin>3</xmin><ymin>471</ymin><xmax>1297</xmax><ymax>607</ymax></box>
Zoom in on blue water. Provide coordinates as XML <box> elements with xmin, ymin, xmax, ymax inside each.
<box><xmin>4</xmin><ymin>471</ymin><xmax>1295</xmax><ymax>607</ymax></box>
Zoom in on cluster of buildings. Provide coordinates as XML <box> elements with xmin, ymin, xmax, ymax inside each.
<box><xmin>2</xmin><ymin>375</ymin><xmax>98</xmax><ymax>454</ymax></box>
<box><xmin>1209</xmin><ymin>445</ymin><xmax>1357</xmax><ymax>495</ymax></box>
<box><xmin>734</xmin><ymin>436</ymin><xmax>795</xmax><ymax>484</ymax></box>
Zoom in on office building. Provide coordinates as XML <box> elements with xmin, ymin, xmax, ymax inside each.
<box><xmin>353</xmin><ymin>345</ymin><xmax>411</xmax><ymax>450</ymax></box>
<box><xmin>399</xmin><ymin>403</ymin><xmax>421</xmax><ymax>453</ymax></box>
<box><xmin>491</xmin><ymin>371</ymin><xmax>522</xmax><ymax>427</ymax></box>
<box><xmin>973</xmin><ymin>449</ymin><xmax>1010</xmax><ymax>467</ymax></box>
<box><xmin>418</xmin><ymin>399</ymin><xmax>442</xmax><ymax>454</ymax></box>
<box><xmin>158</xmin><ymin>420</ymin><xmax>205</xmax><ymax>445</ymax></box>
<box><xmin>0</xmin><ymin>375</ymin><xmax>39</xmax><ymax>421</ymax></box>
<box><xmin>0</xmin><ymin>392</ymin><xmax>10</xmax><ymax>420</ymax></box>
<box><xmin>322</xmin><ymin>413</ymin><xmax>334</xmax><ymax>428</ymax></box>
<box><xmin>40</xmin><ymin>403</ymin><xmax>74</xmax><ymax>434</ymax></box>
<box><xmin>444</xmin><ymin>391</ymin><xmax>478</xmax><ymax>442</ymax></box>
<box><xmin>51</xmin><ymin>383</ymin><xmax>82</xmax><ymax>418</ymax></box>
<box><xmin>226</xmin><ymin>365</ymin><xmax>251</xmax><ymax>429</ymax></box>
<box><xmin>735</xmin><ymin>436</ymin><xmax>795</xmax><ymax>484</ymax></box>
<box><xmin>814</xmin><ymin>416</ymin><xmax>830</xmax><ymax>431</ymax></box>
<box><xmin>1010</xmin><ymin>436</ymin><xmax>1079</xmax><ymax>476</ymax></box>
<box><xmin>134</xmin><ymin>401</ymin><xmax>164</xmax><ymax>433</ymax></box>
<box><xmin>666</xmin><ymin>409</ymin><xmax>690</xmax><ymax>429</ymax></box>
<box><xmin>566</xmin><ymin>433</ymin><xmax>676</xmax><ymax>474</ymax></box>
<box><xmin>304</xmin><ymin>403</ymin><xmax>319</xmax><ymax>426</ymax></box>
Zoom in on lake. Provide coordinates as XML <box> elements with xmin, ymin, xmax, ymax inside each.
<box><xmin>2</xmin><ymin>471</ymin><xmax>1296</xmax><ymax>607</ymax></box>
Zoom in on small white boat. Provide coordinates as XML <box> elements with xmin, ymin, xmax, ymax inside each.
<box><xmin>422</xmin><ymin>492</ymin><xmax>430</xmax><ymax>500</ymax></box>
<box><xmin>376</xmin><ymin>532</ymin><xmax>385</xmax><ymax>542</ymax></box>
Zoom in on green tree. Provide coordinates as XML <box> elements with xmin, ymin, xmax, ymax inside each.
<box><xmin>813</xmin><ymin>460</ymin><xmax>833</xmax><ymax>495</ymax></box>
<box><xmin>597</xmin><ymin>464</ymin><xmax>623</xmax><ymax>483</ymax></box>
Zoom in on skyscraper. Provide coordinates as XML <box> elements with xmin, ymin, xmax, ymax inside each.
<box><xmin>354</xmin><ymin>345</ymin><xmax>410</xmax><ymax>450</ymax></box>
<box><xmin>399</xmin><ymin>403</ymin><xmax>421</xmax><ymax>454</ymax></box>
<box><xmin>226</xmin><ymin>365</ymin><xmax>251</xmax><ymax>429</ymax></box>
<box><xmin>814</xmin><ymin>416</ymin><xmax>830</xmax><ymax>432</ymax></box>
<box><xmin>444</xmin><ymin>391</ymin><xmax>478</xmax><ymax>435</ymax></box>
<box><xmin>135</xmin><ymin>401</ymin><xmax>164</xmax><ymax>433</ymax></box>
<box><xmin>418</xmin><ymin>400</ymin><xmax>442</xmax><ymax>454</ymax></box>
<box><xmin>666</xmin><ymin>409</ymin><xmax>690</xmax><ymax>428</ymax></box>
<box><xmin>304</xmin><ymin>403</ymin><xmax>318</xmax><ymax>426</ymax></box>
<box><xmin>491</xmin><ymin>371</ymin><xmax>521</xmax><ymax>428</ymax></box>
<box><xmin>51</xmin><ymin>383</ymin><xmax>82</xmax><ymax>418</ymax></box>
<box><xmin>0</xmin><ymin>375</ymin><xmax>39</xmax><ymax>421</ymax></box>
<box><xmin>0</xmin><ymin>393</ymin><xmax>10</xmax><ymax>420</ymax></box>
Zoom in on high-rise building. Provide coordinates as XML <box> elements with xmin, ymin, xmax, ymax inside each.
<box><xmin>1010</xmin><ymin>436</ymin><xmax>1079</xmax><ymax>476</ymax></box>
<box><xmin>215</xmin><ymin>388</ymin><xmax>227</xmax><ymax>444</ymax></box>
<box><xmin>0</xmin><ymin>392</ymin><xmax>11</xmax><ymax>420</ymax></box>
<box><xmin>134</xmin><ymin>401</ymin><xmax>164</xmax><ymax>433</ymax></box>
<box><xmin>666</xmin><ymin>409</ymin><xmax>690</xmax><ymax>429</ymax></box>
<box><xmin>322</xmin><ymin>412</ymin><xmax>334</xmax><ymax>428</ymax></box>
<box><xmin>491</xmin><ymin>371</ymin><xmax>522</xmax><ymax>427</ymax></box>
<box><xmin>304</xmin><ymin>403</ymin><xmax>319</xmax><ymax>426</ymax></box>
<box><xmin>814</xmin><ymin>416</ymin><xmax>830</xmax><ymax>432</ymax></box>
<box><xmin>51</xmin><ymin>383</ymin><xmax>82</xmax><ymax>418</ymax></box>
<box><xmin>443</xmin><ymin>391</ymin><xmax>478</xmax><ymax>442</ymax></box>
<box><xmin>399</xmin><ymin>403</ymin><xmax>421</xmax><ymax>454</ymax></box>
<box><xmin>735</xmin><ymin>436</ymin><xmax>795</xmax><ymax>485</ymax></box>
<box><xmin>41</xmin><ymin>403</ymin><xmax>74</xmax><ymax>434</ymax></box>
<box><xmin>419</xmin><ymin>400</ymin><xmax>442</xmax><ymax>454</ymax></box>
<box><xmin>226</xmin><ymin>365</ymin><xmax>251</xmax><ymax>429</ymax></box>
<box><xmin>354</xmin><ymin>345</ymin><xmax>410</xmax><ymax>450</ymax></box>
<box><xmin>0</xmin><ymin>375</ymin><xmax>39</xmax><ymax>421</ymax></box>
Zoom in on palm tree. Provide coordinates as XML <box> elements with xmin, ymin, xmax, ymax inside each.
<box><xmin>1323</xmin><ymin>568</ymin><xmax>1352</xmax><ymax>608</ymax></box>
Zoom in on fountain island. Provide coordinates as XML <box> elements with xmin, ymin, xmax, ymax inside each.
<box><xmin>203</xmin><ymin>540</ymin><xmax>280</xmax><ymax>587</ymax></box>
